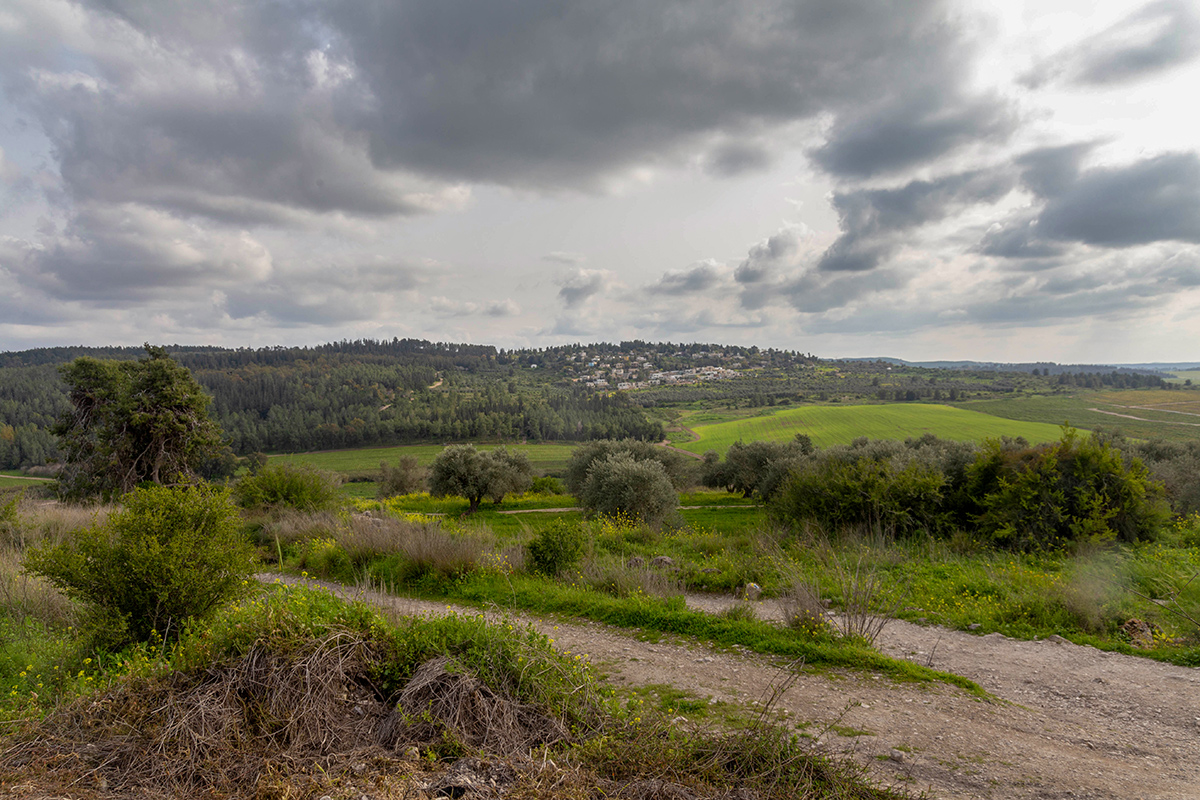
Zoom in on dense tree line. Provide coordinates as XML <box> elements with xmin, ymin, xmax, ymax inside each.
<box><xmin>0</xmin><ymin>340</ymin><xmax>664</xmax><ymax>467</ymax></box>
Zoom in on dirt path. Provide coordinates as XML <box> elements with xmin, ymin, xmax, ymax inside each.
<box><xmin>266</xmin><ymin>576</ymin><xmax>1200</xmax><ymax>800</ymax></box>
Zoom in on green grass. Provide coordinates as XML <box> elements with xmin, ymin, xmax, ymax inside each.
<box><xmin>0</xmin><ymin>476</ymin><xmax>52</xmax><ymax>489</ymax></box>
<box><xmin>1166</xmin><ymin>369</ymin><xmax>1200</xmax><ymax>385</ymax></box>
<box><xmin>679</xmin><ymin>403</ymin><xmax>1066</xmax><ymax>455</ymax></box>
<box><xmin>957</xmin><ymin>391</ymin><xmax>1200</xmax><ymax>442</ymax></box>
<box><xmin>272</xmin><ymin>442</ymin><xmax>578</xmax><ymax>475</ymax></box>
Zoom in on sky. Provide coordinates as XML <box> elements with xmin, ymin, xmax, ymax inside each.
<box><xmin>1</xmin><ymin>0</ymin><xmax>1199</xmax><ymax>363</ymax></box>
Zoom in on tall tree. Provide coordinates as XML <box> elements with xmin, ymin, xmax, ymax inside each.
<box><xmin>54</xmin><ymin>346</ymin><xmax>230</xmax><ymax>499</ymax></box>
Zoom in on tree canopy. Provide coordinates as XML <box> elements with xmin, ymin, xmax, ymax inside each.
<box><xmin>53</xmin><ymin>345</ymin><xmax>230</xmax><ymax>499</ymax></box>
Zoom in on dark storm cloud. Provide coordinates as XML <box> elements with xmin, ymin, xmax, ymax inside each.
<box><xmin>982</xmin><ymin>148</ymin><xmax>1200</xmax><ymax>258</ymax></box>
<box><xmin>1036</xmin><ymin>152</ymin><xmax>1200</xmax><ymax>246</ymax></box>
<box><xmin>1022</xmin><ymin>0</ymin><xmax>1200</xmax><ymax>88</ymax></box>
<box><xmin>704</xmin><ymin>141</ymin><xmax>773</xmax><ymax>177</ymax></box>
<box><xmin>976</xmin><ymin>212</ymin><xmax>1067</xmax><ymax>260</ymax></box>
<box><xmin>817</xmin><ymin>168</ymin><xmax>1017</xmax><ymax>272</ymax></box>
<box><xmin>647</xmin><ymin>262</ymin><xmax>721</xmax><ymax>295</ymax></box>
<box><xmin>780</xmin><ymin>266</ymin><xmax>908</xmax><ymax>314</ymax></box>
<box><xmin>733</xmin><ymin>229</ymin><xmax>800</xmax><ymax>309</ymax></box>
<box><xmin>557</xmin><ymin>269</ymin><xmax>609</xmax><ymax>307</ymax></box>
<box><xmin>328</xmin><ymin>0</ymin><xmax>989</xmax><ymax>186</ymax></box>
<box><xmin>0</xmin><ymin>0</ymin><xmax>1001</xmax><ymax>228</ymax></box>
<box><xmin>809</xmin><ymin>93</ymin><xmax>1017</xmax><ymax>179</ymax></box>
<box><xmin>0</xmin><ymin>203</ymin><xmax>273</xmax><ymax>302</ymax></box>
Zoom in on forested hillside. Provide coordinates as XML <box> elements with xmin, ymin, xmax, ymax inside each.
<box><xmin>0</xmin><ymin>340</ymin><xmax>663</xmax><ymax>468</ymax></box>
<box><xmin>0</xmin><ymin>337</ymin><xmax>1176</xmax><ymax>470</ymax></box>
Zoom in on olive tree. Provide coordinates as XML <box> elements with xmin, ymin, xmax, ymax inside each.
<box><xmin>579</xmin><ymin>454</ymin><xmax>677</xmax><ymax>527</ymax></box>
<box><xmin>429</xmin><ymin>444</ymin><xmax>533</xmax><ymax>512</ymax></box>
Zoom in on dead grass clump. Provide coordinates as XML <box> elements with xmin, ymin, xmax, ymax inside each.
<box><xmin>0</xmin><ymin>631</ymin><xmax>390</xmax><ymax>796</ymax></box>
<box><xmin>3</xmin><ymin>499</ymin><xmax>106</xmax><ymax>549</ymax></box>
<box><xmin>379</xmin><ymin>656</ymin><xmax>570</xmax><ymax>756</ymax></box>
<box><xmin>261</xmin><ymin>509</ymin><xmax>342</xmax><ymax>547</ymax></box>
<box><xmin>386</xmin><ymin>523</ymin><xmax>494</xmax><ymax>578</ymax></box>
<box><xmin>831</xmin><ymin>555</ymin><xmax>902</xmax><ymax>646</ymax></box>
<box><xmin>0</xmin><ymin>546</ymin><xmax>74</xmax><ymax>627</ymax></box>
<box><xmin>779</xmin><ymin>576</ymin><xmax>830</xmax><ymax>636</ymax></box>
<box><xmin>580</xmin><ymin>554</ymin><xmax>684</xmax><ymax>599</ymax></box>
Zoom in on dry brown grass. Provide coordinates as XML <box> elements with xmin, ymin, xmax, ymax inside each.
<box><xmin>1</xmin><ymin>499</ymin><xmax>108</xmax><ymax>549</ymax></box>
<box><xmin>379</xmin><ymin>655</ymin><xmax>570</xmax><ymax>756</ymax></box>
<box><xmin>1</xmin><ymin>631</ymin><xmax>390</xmax><ymax>796</ymax></box>
<box><xmin>0</xmin><ymin>545</ymin><xmax>75</xmax><ymax>628</ymax></box>
<box><xmin>579</xmin><ymin>554</ymin><xmax>684</xmax><ymax>599</ymax></box>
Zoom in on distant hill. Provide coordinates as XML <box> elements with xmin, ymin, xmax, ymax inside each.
<box><xmin>841</xmin><ymin>358</ymin><xmax>1193</xmax><ymax>378</ymax></box>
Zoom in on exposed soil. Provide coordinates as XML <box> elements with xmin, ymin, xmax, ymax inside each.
<box><xmin>269</xmin><ymin>576</ymin><xmax>1200</xmax><ymax>800</ymax></box>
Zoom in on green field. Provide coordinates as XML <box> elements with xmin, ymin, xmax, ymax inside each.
<box><xmin>958</xmin><ymin>390</ymin><xmax>1200</xmax><ymax>442</ymax></box>
<box><xmin>271</xmin><ymin>442</ymin><xmax>578</xmax><ymax>475</ymax></box>
<box><xmin>0</xmin><ymin>475</ymin><xmax>52</xmax><ymax>489</ymax></box>
<box><xmin>677</xmin><ymin>403</ymin><xmax>1067</xmax><ymax>456</ymax></box>
<box><xmin>1166</xmin><ymin>369</ymin><xmax>1200</xmax><ymax>385</ymax></box>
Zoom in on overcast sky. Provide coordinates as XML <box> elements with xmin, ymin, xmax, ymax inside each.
<box><xmin>2</xmin><ymin>0</ymin><xmax>1199</xmax><ymax>362</ymax></box>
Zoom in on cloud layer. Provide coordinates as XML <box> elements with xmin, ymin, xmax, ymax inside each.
<box><xmin>1</xmin><ymin>0</ymin><xmax>1199</xmax><ymax>359</ymax></box>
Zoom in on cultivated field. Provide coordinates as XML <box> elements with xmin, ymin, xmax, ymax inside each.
<box><xmin>677</xmin><ymin>403</ymin><xmax>1066</xmax><ymax>455</ymax></box>
<box><xmin>959</xmin><ymin>389</ymin><xmax>1200</xmax><ymax>442</ymax></box>
<box><xmin>271</xmin><ymin>442</ymin><xmax>577</xmax><ymax>475</ymax></box>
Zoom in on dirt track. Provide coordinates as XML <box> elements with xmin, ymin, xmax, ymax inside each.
<box><xmin>270</xmin><ymin>576</ymin><xmax>1200</xmax><ymax>799</ymax></box>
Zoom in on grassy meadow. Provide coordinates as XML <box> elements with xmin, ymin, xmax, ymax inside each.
<box><xmin>271</xmin><ymin>441</ymin><xmax>577</xmax><ymax>475</ymax></box>
<box><xmin>676</xmin><ymin>403</ymin><xmax>1066</xmax><ymax>455</ymax></box>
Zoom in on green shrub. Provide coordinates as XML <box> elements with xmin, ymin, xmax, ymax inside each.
<box><xmin>531</xmin><ymin>475</ymin><xmax>567</xmax><ymax>495</ymax></box>
<box><xmin>527</xmin><ymin>519</ymin><xmax>586</xmax><ymax>577</ymax></box>
<box><xmin>377</xmin><ymin>456</ymin><xmax>426</xmax><ymax>498</ymax></box>
<box><xmin>564</xmin><ymin>439</ymin><xmax>694</xmax><ymax>495</ymax></box>
<box><xmin>772</xmin><ymin>455</ymin><xmax>947</xmax><ymax>538</ymax></box>
<box><xmin>967</xmin><ymin>428</ymin><xmax>1171</xmax><ymax>551</ymax></box>
<box><xmin>233</xmin><ymin>463</ymin><xmax>343</xmax><ymax>512</ymax></box>
<box><xmin>23</xmin><ymin>484</ymin><xmax>254</xmax><ymax>648</ymax></box>
<box><xmin>579</xmin><ymin>454</ymin><xmax>678</xmax><ymax>527</ymax></box>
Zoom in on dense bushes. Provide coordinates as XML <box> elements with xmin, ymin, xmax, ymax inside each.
<box><xmin>23</xmin><ymin>484</ymin><xmax>254</xmax><ymax>647</ymax></box>
<box><xmin>967</xmin><ymin>429</ymin><xmax>1170</xmax><ymax>550</ymax></box>
<box><xmin>233</xmin><ymin>462</ymin><xmax>344</xmax><ymax>512</ymax></box>
<box><xmin>771</xmin><ymin>429</ymin><xmax>1171</xmax><ymax>551</ymax></box>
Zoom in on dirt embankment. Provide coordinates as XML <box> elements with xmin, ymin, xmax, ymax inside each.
<box><xmin>268</xmin><ymin>576</ymin><xmax>1200</xmax><ymax>800</ymax></box>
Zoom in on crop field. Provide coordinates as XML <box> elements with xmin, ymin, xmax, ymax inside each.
<box><xmin>0</xmin><ymin>474</ymin><xmax>52</xmax><ymax>489</ymax></box>
<box><xmin>676</xmin><ymin>403</ymin><xmax>1066</xmax><ymax>455</ymax></box>
<box><xmin>959</xmin><ymin>390</ymin><xmax>1200</xmax><ymax>442</ymax></box>
<box><xmin>1166</xmin><ymin>369</ymin><xmax>1200</xmax><ymax>384</ymax></box>
<box><xmin>271</xmin><ymin>442</ymin><xmax>577</xmax><ymax>475</ymax></box>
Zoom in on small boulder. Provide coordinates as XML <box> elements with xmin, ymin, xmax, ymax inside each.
<box><xmin>627</xmin><ymin>556</ymin><xmax>646</xmax><ymax>569</ymax></box>
<box><xmin>742</xmin><ymin>582</ymin><xmax>762</xmax><ymax>601</ymax></box>
<box><xmin>650</xmin><ymin>555</ymin><xmax>675</xmax><ymax>569</ymax></box>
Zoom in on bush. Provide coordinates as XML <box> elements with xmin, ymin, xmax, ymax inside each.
<box><xmin>233</xmin><ymin>463</ymin><xmax>343</xmax><ymax>512</ymax></box>
<box><xmin>23</xmin><ymin>484</ymin><xmax>254</xmax><ymax>647</ymax></box>
<box><xmin>772</xmin><ymin>455</ymin><xmax>947</xmax><ymax>539</ymax></box>
<box><xmin>579</xmin><ymin>454</ymin><xmax>678</xmax><ymax>527</ymax></box>
<box><xmin>564</xmin><ymin>439</ymin><xmax>694</xmax><ymax>495</ymax></box>
<box><xmin>378</xmin><ymin>456</ymin><xmax>426</xmax><ymax>498</ymax></box>
<box><xmin>531</xmin><ymin>475</ymin><xmax>567</xmax><ymax>495</ymax></box>
<box><xmin>966</xmin><ymin>428</ymin><xmax>1171</xmax><ymax>551</ymax></box>
<box><xmin>527</xmin><ymin>519</ymin><xmax>586</xmax><ymax>577</ymax></box>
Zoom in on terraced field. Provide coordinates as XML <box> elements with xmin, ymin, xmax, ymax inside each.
<box><xmin>677</xmin><ymin>403</ymin><xmax>1066</xmax><ymax>455</ymax></box>
<box><xmin>959</xmin><ymin>389</ymin><xmax>1200</xmax><ymax>442</ymax></box>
